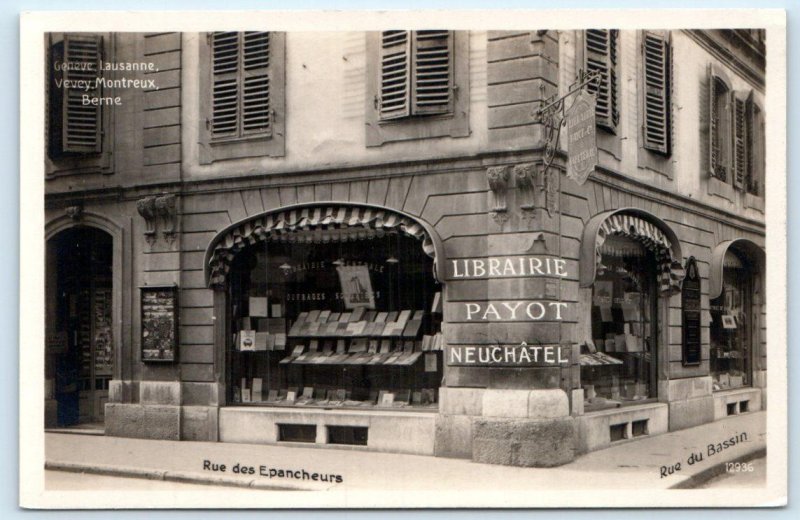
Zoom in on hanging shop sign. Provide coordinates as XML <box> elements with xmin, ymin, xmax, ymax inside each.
<box><xmin>566</xmin><ymin>90</ymin><xmax>597</xmax><ymax>186</ymax></box>
<box><xmin>448</xmin><ymin>344</ymin><xmax>572</xmax><ymax>367</ymax></box>
<box><xmin>141</xmin><ymin>284</ymin><xmax>178</xmax><ymax>363</ymax></box>
<box><xmin>681</xmin><ymin>258</ymin><xmax>702</xmax><ymax>366</ymax></box>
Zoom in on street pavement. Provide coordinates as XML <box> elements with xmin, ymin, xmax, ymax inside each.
<box><xmin>41</xmin><ymin>411</ymin><xmax>770</xmax><ymax>506</ymax></box>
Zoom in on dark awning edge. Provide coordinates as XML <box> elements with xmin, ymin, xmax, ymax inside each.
<box><xmin>203</xmin><ymin>202</ymin><xmax>445</xmax><ymax>288</ymax></box>
<box><xmin>579</xmin><ymin>208</ymin><xmax>684</xmax><ymax>295</ymax></box>
<box><xmin>709</xmin><ymin>238</ymin><xmax>766</xmax><ymax>300</ymax></box>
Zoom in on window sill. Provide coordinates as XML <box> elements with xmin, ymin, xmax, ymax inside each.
<box><xmin>199</xmin><ymin>133</ymin><xmax>284</xmax><ymax>164</ymax></box>
<box><xmin>366</xmin><ymin>112</ymin><xmax>470</xmax><ymax>147</ymax></box>
<box><xmin>744</xmin><ymin>192</ymin><xmax>765</xmax><ymax>212</ymax></box>
<box><xmin>707</xmin><ymin>176</ymin><xmax>736</xmax><ymax>203</ymax></box>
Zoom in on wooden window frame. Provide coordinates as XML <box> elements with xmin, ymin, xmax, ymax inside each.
<box><xmin>46</xmin><ymin>32</ymin><xmax>114</xmax><ymax>178</ymax></box>
<box><xmin>705</xmin><ymin>64</ymin><xmax>736</xmax><ymax>202</ymax></box>
<box><xmin>198</xmin><ymin>32</ymin><xmax>285</xmax><ymax>164</ymax></box>
<box><xmin>365</xmin><ymin>31</ymin><xmax>469</xmax><ymax>148</ymax></box>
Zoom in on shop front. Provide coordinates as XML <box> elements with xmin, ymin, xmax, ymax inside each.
<box><xmin>708</xmin><ymin>239</ymin><xmax>766</xmax><ymax>418</ymax></box>
<box><xmin>203</xmin><ymin>204</ymin><xmax>447</xmax><ymax>455</ymax></box>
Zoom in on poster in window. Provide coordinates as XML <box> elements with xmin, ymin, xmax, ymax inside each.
<box><xmin>336</xmin><ymin>264</ymin><xmax>376</xmax><ymax>310</ymax></box>
<box><xmin>140</xmin><ymin>285</ymin><xmax>178</xmax><ymax>363</ymax></box>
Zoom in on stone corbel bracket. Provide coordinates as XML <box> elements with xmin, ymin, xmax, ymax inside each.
<box><xmin>136</xmin><ymin>196</ymin><xmax>158</xmax><ymax>246</ymax></box>
<box><xmin>65</xmin><ymin>204</ymin><xmax>83</xmax><ymax>221</ymax></box>
<box><xmin>513</xmin><ymin>163</ymin><xmax>537</xmax><ymax>213</ymax></box>
<box><xmin>155</xmin><ymin>194</ymin><xmax>178</xmax><ymax>244</ymax></box>
<box><xmin>486</xmin><ymin>165</ymin><xmax>510</xmax><ymax>223</ymax></box>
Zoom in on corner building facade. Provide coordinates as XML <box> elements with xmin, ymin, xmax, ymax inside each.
<box><xmin>44</xmin><ymin>29</ymin><xmax>767</xmax><ymax>466</ymax></box>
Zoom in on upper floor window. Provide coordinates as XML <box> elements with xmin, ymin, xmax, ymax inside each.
<box><xmin>746</xmin><ymin>97</ymin><xmax>765</xmax><ymax>196</ymax></box>
<box><xmin>641</xmin><ymin>30</ymin><xmax>672</xmax><ymax>156</ymax></box>
<box><xmin>48</xmin><ymin>33</ymin><xmax>103</xmax><ymax>157</ymax></box>
<box><xmin>366</xmin><ymin>30</ymin><xmax>469</xmax><ymax>147</ymax></box>
<box><xmin>378</xmin><ymin>30</ymin><xmax>453</xmax><ymax>120</ymax></box>
<box><xmin>199</xmin><ymin>31</ymin><xmax>285</xmax><ymax>163</ymax></box>
<box><xmin>709</xmin><ymin>70</ymin><xmax>732</xmax><ymax>181</ymax></box>
<box><xmin>706</xmin><ymin>64</ymin><xmax>764</xmax><ymax>197</ymax></box>
<box><xmin>210</xmin><ymin>32</ymin><xmax>272</xmax><ymax>140</ymax></box>
<box><xmin>585</xmin><ymin>29</ymin><xmax>619</xmax><ymax>133</ymax></box>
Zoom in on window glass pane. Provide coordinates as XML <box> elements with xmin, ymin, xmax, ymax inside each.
<box><xmin>227</xmin><ymin>228</ymin><xmax>442</xmax><ymax>410</ymax></box>
<box><xmin>583</xmin><ymin>235</ymin><xmax>657</xmax><ymax>412</ymax></box>
<box><xmin>710</xmin><ymin>250</ymin><xmax>752</xmax><ymax>390</ymax></box>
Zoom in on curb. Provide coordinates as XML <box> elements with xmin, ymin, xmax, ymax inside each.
<box><xmin>669</xmin><ymin>447</ymin><xmax>766</xmax><ymax>489</ymax></box>
<box><xmin>46</xmin><ymin>461</ymin><xmax>328</xmax><ymax>491</ymax></box>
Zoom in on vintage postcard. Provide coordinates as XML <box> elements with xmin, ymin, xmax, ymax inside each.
<box><xmin>19</xmin><ymin>9</ymin><xmax>787</xmax><ymax>508</ymax></box>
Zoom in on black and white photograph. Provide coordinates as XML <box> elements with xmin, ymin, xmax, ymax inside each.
<box><xmin>19</xmin><ymin>9</ymin><xmax>787</xmax><ymax>508</ymax></box>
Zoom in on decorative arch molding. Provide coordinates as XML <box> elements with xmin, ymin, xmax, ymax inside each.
<box><xmin>45</xmin><ymin>211</ymin><xmax>124</xmax><ymax>241</ymax></box>
<box><xmin>45</xmin><ymin>210</ymin><xmax>126</xmax><ymax>381</ymax></box>
<box><xmin>203</xmin><ymin>202</ymin><xmax>447</xmax><ymax>288</ymax></box>
<box><xmin>709</xmin><ymin>238</ymin><xmax>765</xmax><ymax>300</ymax></box>
<box><xmin>579</xmin><ymin>207</ymin><xmax>685</xmax><ymax>294</ymax></box>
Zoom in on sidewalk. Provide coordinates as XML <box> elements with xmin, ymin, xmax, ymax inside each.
<box><xmin>45</xmin><ymin>411</ymin><xmax>766</xmax><ymax>494</ymax></box>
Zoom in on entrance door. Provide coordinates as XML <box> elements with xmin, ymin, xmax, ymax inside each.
<box><xmin>46</xmin><ymin>227</ymin><xmax>113</xmax><ymax>426</ymax></box>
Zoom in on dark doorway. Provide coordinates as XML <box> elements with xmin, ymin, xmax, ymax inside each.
<box><xmin>46</xmin><ymin>227</ymin><xmax>113</xmax><ymax>427</ymax></box>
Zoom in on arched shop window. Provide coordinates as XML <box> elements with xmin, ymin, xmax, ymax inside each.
<box><xmin>709</xmin><ymin>249</ymin><xmax>754</xmax><ymax>391</ymax></box>
<box><xmin>582</xmin><ymin>234</ymin><xmax>658</xmax><ymax>412</ymax></box>
<box><xmin>219</xmin><ymin>208</ymin><xmax>444</xmax><ymax>409</ymax></box>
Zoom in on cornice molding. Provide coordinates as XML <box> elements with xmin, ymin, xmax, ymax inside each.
<box><xmin>682</xmin><ymin>30</ymin><xmax>765</xmax><ymax>92</ymax></box>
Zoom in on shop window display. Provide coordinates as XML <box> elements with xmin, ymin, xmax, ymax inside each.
<box><xmin>710</xmin><ymin>250</ymin><xmax>752</xmax><ymax>391</ymax></box>
<box><xmin>582</xmin><ymin>235</ymin><xmax>658</xmax><ymax>412</ymax></box>
<box><xmin>227</xmin><ymin>228</ymin><xmax>443</xmax><ymax>410</ymax></box>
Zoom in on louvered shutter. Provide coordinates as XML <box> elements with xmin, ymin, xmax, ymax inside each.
<box><xmin>412</xmin><ymin>30</ymin><xmax>453</xmax><ymax>115</ymax></box>
<box><xmin>241</xmin><ymin>32</ymin><xmax>271</xmax><ymax>136</ymax></box>
<box><xmin>211</xmin><ymin>32</ymin><xmax>240</xmax><ymax>138</ymax></box>
<box><xmin>642</xmin><ymin>31</ymin><xmax>671</xmax><ymax>155</ymax></box>
<box><xmin>211</xmin><ymin>31</ymin><xmax>271</xmax><ymax>139</ymax></box>
<box><xmin>732</xmin><ymin>92</ymin><xmax>747</xmax><ymax>191</ymax></box>
<box><xmin>62</xmin><ymin>34</ymin><xmax>102</xmax><ymax>153</ymax></box>
<box><xmin>379</xmin><ymin>31</ymin><xmax>411</xmax><ymax>120</ymax></box>
<box><xmin>707</xmin><ymin>66</ymin><xmax>732</xmax><ymax>181</ymax></box>
<box><xmin>585</xmin><ymin>29</ymin><xmax>619</xmax><ymax>132</ymax></box>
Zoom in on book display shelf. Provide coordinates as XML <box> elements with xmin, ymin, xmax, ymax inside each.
<box><xmin>226</xmin><ymin>231</ymin><xmax>444</xmax><ymax>411</ymax></box>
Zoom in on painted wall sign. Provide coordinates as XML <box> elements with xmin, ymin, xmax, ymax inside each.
<box><xmin>682</xmin><ymin>258</ymin><xmax>702</xmax><ymax>366</ymax></box>
<box><xmin>457</xmin><ymin>300</ymin><xmax>570</xmax><ymax>322</ymax></box>
<box><xmin>141</xmin><ymin>285</ymin><xmax>178</xmax><ymax>363</ymax></box>
<box><xmin>447</xmin><ymin>344</ymin><xmax>571</xmax><ymax>367</ymax></box>
<box><xmin>566</xmin><ymin>90</ymin><xmax>597</xmax><ymax>186</ymax></box>
<box><xmin>446</xmin><ymin>256</ymin><xmax>571</xmax><ymax>280</ymax></box>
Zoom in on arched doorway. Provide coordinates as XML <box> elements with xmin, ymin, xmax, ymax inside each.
<box><xmin>709</xmin><ymin>239</ymin><xmax>765</xmax><ymax>391</ymax></box>
<box><xmin>46</xmin><ymin>226</ymin><xmax>114</xmax><ymax>427</ymax></box>
<box><xmin>204</xmin><ymin>204</ymin><xmax>446</xmax><ymax>411</ymax></box>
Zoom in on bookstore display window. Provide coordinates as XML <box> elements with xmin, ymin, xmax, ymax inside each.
<box><xmin>227</xmin><ymin>229</ymin><xmax>443</xmax><ymax>410</ymax></box>
<box><xmin>710</xmin><ymin>250</ymin><xmax>753</xmax><ymax>391</ymax></box>
<box><xmin>582</xmin><ymin>235</ymin><xmax>658</xmax><ymax>412</ymax></box>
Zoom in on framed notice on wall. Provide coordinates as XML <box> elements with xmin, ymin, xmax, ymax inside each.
<box><xmin>681</xmin><ymin>258</ymin><xmax>702</xmax><ymax>366</ymax></box>
<box><xmin>140</xmin><ymin>285</ymin><xmax>178</xmax><ymax>363</ymax></box>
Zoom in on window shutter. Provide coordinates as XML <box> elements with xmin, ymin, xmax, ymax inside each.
<box><xmin>411</xmin><ymin>30</ymin><xmax>453</xmax><ymax>116</ymax></box>
<box><xmin>585</xmin><ymin>29</ymin><xmax>619</xmax><ymax>132</ymax></box>
<box><xmin>732</xmin><ymin>92</ymin><xmax>747</xmax><ymax>191</ymax></box>
<box><xmin>745</xmin><ymin>93</ymin><xmax>763</xmax><ymax>196</ymax></box>
<box><xmin>62</xmin><ymin>34</ymin><xmax>102</xmax><ymax>153</ymax></box>
<box><xmin>211</xmin><ymin>32</ymin><xmax>271</xmax><ymax>139</ymax></box>
<box><xmin>241</xmin><ymin>32</ymin><xmax>271</xmax><ymax>136</ymax></box>
<box><xmin>379</xmin><ymin>31</ymin><xmax>411</xmax><ymax>120</ymax></box>
<box><xmin>211</xmin><ymin>32</ymin><xmax>240</xmax><ymax>138</ymax></box>
<box><xmin>707</xmin><ymin>66</ymin><xmax>731</xmax><ymax>181</ymax></box>
<box><xmin>642</xmin><ymin>31</ymin><xmax>671</xmax><ymax>155</ymax></box>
